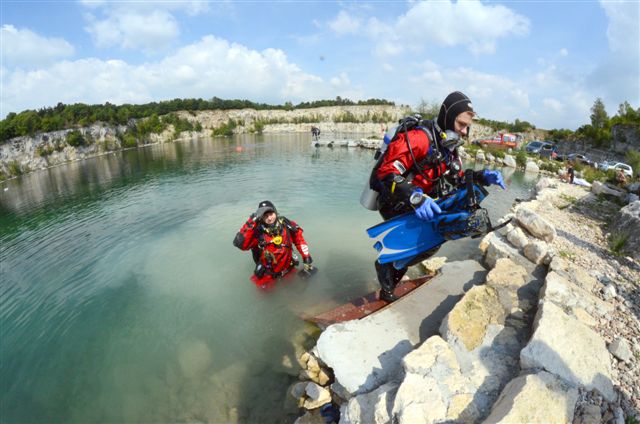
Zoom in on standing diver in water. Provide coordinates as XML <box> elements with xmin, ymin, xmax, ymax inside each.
<box><xmin>233</xmin><ymin>200</ymin><xmax>317</xmax><ymax>287</ymax></box>
<box><xmin>369</xmin><ymin>91</ymin><xmax>506</xmax><ymax>302</ymax></box>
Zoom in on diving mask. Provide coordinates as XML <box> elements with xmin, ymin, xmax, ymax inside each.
<box><xmin>441</xmin><ymin>130</ymin><xmax>464</xmax><ymax>152</ymax></box>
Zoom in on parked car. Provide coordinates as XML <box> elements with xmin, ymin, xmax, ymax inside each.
<box><xmin>525</xmin><ymin>141</ymin><xmax>554</xmax><ymax>154</ymax></box>
<box><xmin>599</xmin><ymin>161</ymin><xmax>633</xmax><ymax>177</ymax></box>
<box><xmin>566</xmin><ymin>153</ymin><xmax>592</xmax><ymax>166</ymax></box>
<box><xmin>539</xmin><ymin>143</ymin><xmax>558</xmax><ymax>159</ymax></box>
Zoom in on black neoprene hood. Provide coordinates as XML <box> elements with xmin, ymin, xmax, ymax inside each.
<box><xmin>256</xmin><ymin>200</ymin><xmax>276</xmax><ymax>218</ymax></box>
<box><xmin>437</xmin><ymin>91</ymin><xmax>475</xmax><ymax>132</ymax></box>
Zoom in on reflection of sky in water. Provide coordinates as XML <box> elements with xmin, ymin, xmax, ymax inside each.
<box><xmin>0</xmin><ymin>135</ymin><xmax>538</xmax><ymax>423</ymax></box>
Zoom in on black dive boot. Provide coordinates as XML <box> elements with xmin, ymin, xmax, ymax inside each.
<box><xmin>375</xmin><ymin>261</ymin><xmax>398</xmax><ymax>303</ymax></box>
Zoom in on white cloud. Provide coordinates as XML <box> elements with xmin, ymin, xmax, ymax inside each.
<box><xmin>559</xmin><ymin>48</ymin><xmax>568</xmax><ymax>57</ymax></box>
<box><xmin>1</xmin><ymin>25</ymin><xmax>74</xmax><ymax>67</ymax></box>
<box><xmin>328</xmin><ymin>10</ymin><xmax>362</xmax><ymax>36</ymax></box>
<box><xmin>600</xmin><ymin>0</ymin><xmax>639</xmax><ymax>52</ymax></box>
<box><xmin>0</xmin><ymin>36</ymin><xmax>339</xmax><ymax>116</ymax></box>
<box><xmin>330</xmin><ymin>72</ymin><xmax>351</xmax><ymax>87</ymax></box>
<box><xmin>375</xmin><ymin>0</ymin><xmax>529</xmax><ymax>56</ymax></box>
<box><xmin>543</xmin><ymin>98</ymin><xmax>563</xmax><ymax>113</ymax></box>
<box><xmin>84</xmin><ymin>10</ymin><xmax>180</xmax><ymax>53</ymax></box>
<box><xmin>81</xmin><ymin>1</ymin><xmax>210</xmax><ymax>53</ymax></box>
<box><xmin>589</xmin><ymin>1</ymin><xmax>640</xmax><ymax>110</ymax></box>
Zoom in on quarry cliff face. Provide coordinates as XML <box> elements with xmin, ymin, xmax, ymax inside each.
<box><xmin>0</xmin><ymin>104</ymin><xmax>556</xmax><ymax>180</ymax></box>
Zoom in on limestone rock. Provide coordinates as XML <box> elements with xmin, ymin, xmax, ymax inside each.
<box><xmin>525</xmin><ymin>161</ymin><xmax>540</xmax><ymax>173</ymax></box>
<box><xmin>304</xmin><ymin>383</ymin><xmax>332</xmax><ymax>410</ymax></box>
<box><xmin>541</xmin><ymin>271</ymin><xmax>613</xmax><ymax>317</ymax></box>
<box><xmin>503</xmin><ymin>155</ymin><xmax>517</xmax><ymax>168</ymax></box>
<box><xmin>516</xmin><ymin>207</ymin><xmax>556</xmax><ymax>242</ymax></box>
<box><xmin>315</xmin><ymin>260</ymin><xmax>486</xmax><ymax>396</ymax></box>
<box><xmin>420</xmin><ymin>256</ymin><xmax>447</xmax><ymax>275</ymax></box>
<box><xmin>485</xmin><ymin>258</ymin><xmax>531</xmax><ymax>313</ymax></box>
<box><xmin>609</xmin><ymin>200</ymin><xmax>640</xmax><ymax>259</ymax></box>
<box><xmin>340</xmin><ymin>383</ymin><xmax>398</xmax><ymax>424</ymax></box>
<box><xmin>506</xmin><ymin>227</ymin><xmax>529</xmax><ymax>249</ymax></box>
<box><xmin>440</xmin><ymin>285</ymin><xmax>506</xmax><ymax>351</ymax></box>
<box><xmin>484</xmin><ymin>232</ymin><xmax>537</xmax><ymax>273</ymax></box>
<box><xmin>548</xmin><ymin>256</ymin><xmax>597</xmax><ymax>291</ymax></box>
<box><xmin>608</xmin><ymin>338</ymin><xmax>633</xmax><ymax>362</ymax></box>
<box><xmin>483</xmin><ymin>371</ymin><xmax>578</xmax><ymax>424</ymax></box>
<box><xmin>392</xmin><ymin>336</ymin><xmax>477</xmax><ymax>424</ymax></box>
<box><xmin>520</xmin><ymin>301</ymin><xmax>615</xmax><ymax>401</ymax></box>
<box><xmin>523</xmin><ymin>240</ymin><xmax>548</xmax><ymax>264</ymax></box>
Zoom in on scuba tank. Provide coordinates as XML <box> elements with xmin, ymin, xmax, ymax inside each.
<box><xmin>359</xmin><ymin>126</ymin><xmax>396</xmax><ymax>210</ymax></box>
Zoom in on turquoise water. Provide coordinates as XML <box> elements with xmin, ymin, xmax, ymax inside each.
<box><xmin>0</xmin><ymin>134</ymin><xmax>538</xmax><ymax>423</ymax></box>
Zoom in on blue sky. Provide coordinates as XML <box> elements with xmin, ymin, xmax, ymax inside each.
<box><xmin>1</xmin><ymin>0</ymin><xmax>638</xmax><ymax>130</ymax></box>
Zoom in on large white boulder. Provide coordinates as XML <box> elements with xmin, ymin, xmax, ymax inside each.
<box><xmin>483</xmin><ymin>371</ymin><xmax>578</xmax><ymax>424</ymax></box>
<box><xmin>315</xmin><ymin>261</ymin><xmax>487</xmax><ymax>395</ymax></box>
<box><xmin>520</xmin><ymin>301</ymin><xmax>615</xmax><ymax>401</ymax></box>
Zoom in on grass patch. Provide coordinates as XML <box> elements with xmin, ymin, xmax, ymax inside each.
<box><xmin>464</xmin><ymin>144</ymin><xmax>481</xmax><ymax>156</ymax></box>
<box><xmin>609</xmin><ymin>233</ymin><xmax>629</xmax><ymax>256</ymax></box>
<box><xmin>558</xmin><ymin>250</ymin><xmax>576</xmax><ymax>260</ymax></box>
<box><xmin>482</xmin><ymin>145</ymin><xmax>506</xmax><ymax>159</ymax></box>
<box><xmin>212</xmin><ymin>119</ymin><xmax>239</xmax><ymax>137</ymax></box>
<box><xmin>560</xmin><ymin>194</ymin><xmax>578</xmax><ymax>204</ymax></box>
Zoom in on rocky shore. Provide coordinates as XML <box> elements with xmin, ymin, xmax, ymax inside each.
<box><xmin>290</xmin><ymin>178</ymin><xmax>640</xmax><ymax>423</ymax></box>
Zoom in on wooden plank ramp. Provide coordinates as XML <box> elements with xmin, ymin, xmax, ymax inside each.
<box><xmin>305</xmin><ymin>275</ymin><xmax>434</xmax><ymax>329</ymax></box>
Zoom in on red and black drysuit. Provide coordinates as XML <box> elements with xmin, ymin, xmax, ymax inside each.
<box><xmin>233</xmin><ymin>214</ymin><xmax>311</xmax><ymax>283</ymax></box>
<box><xmin>372</xmin><ymin>121</ymin><xmax>487</xmax><ymax>298</ymax></box>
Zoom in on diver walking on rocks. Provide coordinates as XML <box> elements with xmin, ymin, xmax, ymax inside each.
<box><xmin>364</xmin><ymin>92</ymin><xmax>506</xmax><ymax>302</ymax></box>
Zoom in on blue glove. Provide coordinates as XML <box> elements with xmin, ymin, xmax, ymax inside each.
<box><xmin>413</xmin><ymin>189</ymin><xmax>442</xmax><ymax>220</ymax></box>
<box><xmin>483</xmin><ymin>169</ymin><xmax>506</xmax><ymax>189</ymax></box>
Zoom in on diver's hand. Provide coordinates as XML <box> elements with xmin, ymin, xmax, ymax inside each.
<box><xmin>411</xmin><ymin>189</ymin><xmax>442</xmax><ymax>221</ymax></box>
<box><xmin>299</xmin><ymin>260</ymin><xmax>317</xmax><ymax>279</ymax></box>
<box><xmin>483</xmin><ymin>169</ymin><xmax>506</xmax><ymax>190</ymax></box>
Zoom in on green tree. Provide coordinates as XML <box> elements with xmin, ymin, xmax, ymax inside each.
<box><xmin>590</xmin><ymin>98</ymin><xmax>609</xmax><ymax>129</ymax></box>
<box><xmin>415</xmin><ymin>98</ymin><xmax>440</xmax><ymax>120</ymax></box>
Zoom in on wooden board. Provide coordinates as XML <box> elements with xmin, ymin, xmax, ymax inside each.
<box><xmin>306</xmin><ymin>275</ymin><xmax>433</xmax><ymax>329</ymax></box>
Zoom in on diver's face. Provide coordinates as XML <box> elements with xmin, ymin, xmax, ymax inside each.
<box><xmin>263</xmin><ymin>211</ymin><xmax>277</xmax><ymax>225</ymax></box>
<box><xmin>454</xmin><ymin>111</ymin><xmax>474</xmax><ymax>137</ymax></box>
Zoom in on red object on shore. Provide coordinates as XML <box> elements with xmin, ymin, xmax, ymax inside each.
<box><xmin>305</xmin><ymin>275</ymin><xmax>434</xmax><ymax>329</ymax></box>
<box><xmin>476</xmin><ymin>133</ymin><xmax>519</xmax><ymax>149</ymax></box>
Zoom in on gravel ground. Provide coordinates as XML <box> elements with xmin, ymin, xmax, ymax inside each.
<box><xmin>524</xmin><ymin>180</ymin><xmax>640</xmax><ymax>422</ymax></box>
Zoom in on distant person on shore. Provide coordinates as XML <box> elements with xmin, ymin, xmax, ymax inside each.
<box><xmin>233</xmin><ymin>200</ymin><xmax>316</xmax><ymax>288</ymax></box>
<box><xmin>368</xmin><ymin>91</ymin><xmax>505</xmax><ymax>302</ymax></box>
<box><xmin>562</xmin><ymin>165</ymin><xmax>575</xmax><ymax>183</ymax></box>
<box><xmin>311</xmin><ymin>126</ymin><xmax>321</xmax><ymax>140</ymax></box>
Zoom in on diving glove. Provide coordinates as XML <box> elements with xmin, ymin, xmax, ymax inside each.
<box><xmin>299</xmin><ymin>257</ymin><xmax>317</xmax><ymax>279</ymax></box>
<box><xmin>410</xmin><ymin>188</ymin><xmax>442</xmax><ymax>221</ymax></box>
<box><xmin>483</xmin><ymin>169</ymin><xmax>506</xmax><ymax>189</ymax></box>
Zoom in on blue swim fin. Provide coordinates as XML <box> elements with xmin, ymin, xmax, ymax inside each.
<box><xmin>366</xmin><ymin>184</ymin><xmax>490</xmax><ymax>266</ymax></box>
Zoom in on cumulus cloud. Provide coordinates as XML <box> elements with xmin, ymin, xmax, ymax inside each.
<box><xmin>1</xmin><ymin>25</ymin><xmax>75</xmax><ymax>67</ymax></box>
<box><xmin>543</xmin><ymin>98</ymin><xmax>563</xmax><ymax>113</ymax></box>
<box><xmin>84</xmin><ymin>9</ymin><xmax>180</xmax><ymax>53</ymax></box>
<box><xmin>328</xmin><ymin>10</ymin><xmax>362</xmax><ymax>36</ymax></box>
<box><xmin>366</xmin><ymin>0</ymin><xmax>529</xmax><ymax>56</ymax></box>
<box><xmin>0</xmin><ymin>36</ymin><xmax>335</xmax><ymax>116</ymax></box>
<box><xmin>81</xmin><ymin>1</ymin><xmax>210</xmax><ymax>53</ymax></box>
<box><xmin>588</xmin><ymin>1</ymin><xmax>640</xmax><ymax>109</ymax></box>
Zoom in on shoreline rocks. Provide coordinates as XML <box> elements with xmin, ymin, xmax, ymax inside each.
<box><xmin>293</xmin><ymin>179</ymin><xmax>640</xmax><ymax>423</ymax></box>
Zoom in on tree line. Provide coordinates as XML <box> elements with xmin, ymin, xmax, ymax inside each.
<box><xmin>0</xmin><ymin>97</ymin><xmax>395</xmax><ymax>143</ymax></box>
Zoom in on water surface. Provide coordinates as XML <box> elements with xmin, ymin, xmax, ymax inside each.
<box><xmin>0</xmin><ymin>134</ymin><xmax>538</xmax><ymax>422</ymax></box>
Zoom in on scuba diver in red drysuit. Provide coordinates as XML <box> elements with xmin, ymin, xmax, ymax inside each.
<box><xmin>233</xmin><ymin>200</ymin><xmax>316</xmax><ymax>287</ymax></box>
<box><xmin>371</xmin><ymin>91</ymin><xmax>506</xmax><ymax>302</ymax></box>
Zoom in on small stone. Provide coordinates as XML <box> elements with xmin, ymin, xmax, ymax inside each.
<box><xmin>608</xmin><ymin>338</ymin><xmax>633</xmax><ymax>362</ymax></box>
